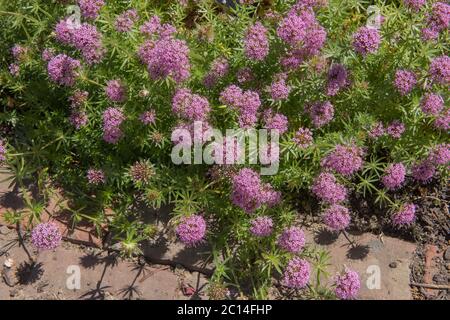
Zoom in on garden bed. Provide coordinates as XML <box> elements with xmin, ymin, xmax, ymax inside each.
<box><xmin>0</xmin><ymin>0</ymin><xmax>449</xmax><ymax>300</ymax></box>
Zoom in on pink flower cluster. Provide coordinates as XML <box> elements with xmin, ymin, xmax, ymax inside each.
<box><xmin>368</xmin><ymin>121</ymin><xmax>385</xmax><ymax>139</ymax></box>
<box><xmin>262</xmin><ymin>109</ymin><xmax>289</xmax><ymax>135</ymax></box>
<box><xmin>172</xmin><ymin>88</ymin><xmax>210</xmax><ymax>121</ymax></box>
<box><xmin>382</xmin><ymin>163</ymin><xmax>406</xmax><ymax>190</ymax></box>
<box><xmin>386</xmin><ymin>120</ymin><xmax>405</xmax><ymax>139</ymax></box>
<box><xmin>392</xmin><ymin>203</ymin><xmax>416</xmax><ymax>226</ymax></box>
<box><xmin>369</xmin><ymin>120</ymin><xmax>405</xmax><ymax>139</ymax></box>
<box><xmin>78</xmin><ymin>0</ymin><xmax>105</xmax><ymax>20</ymax></box>
<box><xmin>102</xmin><ymin>107</ymin><xmax>125</xmax><ymax>144</ymax></box>
<box><xmin>326</xmin><ymin>64</ymin><xmax>349</xmax><ymax>96</ymax></box>
<box><xmin>321</xmin><ymin>144</ymin><xmax>364</xmax><ymax>176</ymax></box>
<box><xmin>269</xmin><ymin>73</ymin><xmax>291</xmax><ymax>101</ymax></box>
<box><xmin>434</xmin><ymin>109</ymin><xmax>449</xmax><ymax>131</ymax></box>
<box><xmin>42</xmin><ymin>48</ymin><xmax>55</xmax><ymax>62</ymax></box>
<box><xmin>420</xmin><ymin>93</ymin><xmax>444</xmax><ymax>115</ymax></box>
<box><xmin>352</xmin><ymin>26</ymin><xmax>381</xmax><ymax>56</ymax></box>
<box><xmin>412</xmin><ymin>160</ymin><xmax>436</xmax><ymax>183</ymax></box>
<box><xmin>428</xmin><ymin>143</ymin><xmax>450</xmax><ymax>165</ymax></box>
<box><xmin>334</xmin><ymin>268</ymin><xmax>360</xmax><ymax>300</ymax></box>
<box><xmin>105</xmin><ymin>80</ymin><xmax>127</xmax><ymax>103</ymax></box>
<box><xmin>277</xmin><ymin>226</ymin><xmax>306</xmax><ymax>253</ymax></box>
<box><xmin>87</xmin><ymin>168</ymin><xmax>105</xmax><ymax>185</ymax></box>
<box><xmin>403</xmin><ymin>0</ymin><xmax>426</xmax><ymax>12</ymax></box>
<box><xmin>277</xmin><ymin>9</ymin><xmax>326</xmax><ymax>52</ymax></box>
<box><xmin>115</xmin><ymin>9</ymin><xmax>139</xmax><ymax>33</ymax></box>
<box><xmin>138</xmin><ymin>37</ymin><xmax>190</xmax><ymax>83</ymax></box>
<box><xmin>220</xmin><ymin>85</ymin><xmax>261</xmax><ymax>128</ymax></box>
<box><xmin>293</xmin><ymin>127</ymin><xmax>313</xmax><ymax>149</ymax></box>
<box><xmin>322</xmin><ymin>205</ymin><xmax>351</xmax><ymax>231</ymax></box>
<box><xmin>429</xmin><ymin>55</ymin><xmax>450</xmax><ymax>85</ymax></box>
<box><xmin>69</xmin><ymin>110</ymin><xmax>88</xmax><ymax>129</ymax></box>
<box><xmin>8</xmin><ymin>64</ymin><xmax>19</xmax><ymax>77</ymax></box>
<box><xmin>304</xmin><ymin>101</ymin><xmax>334</xmax><ymax>128</ymax></box>
<box><xmin>11</xmin><ymin>44</ymin><xmax>27</xmax><ymax>61</ymax></box>
<box><xmin>140</xmin><ymin>16</ymin><xmax>176</xmax><ymax>39</ymax></box>
<box><xmin>203</xmin><ymin>57</ymin><xmax>229</xmax><ymax>88</ymax></box>
<box><xmin>311</xmin><ymin>172</ymin><xmax>348</xmax><ymax>204</ymax></box>
<box><xmin>68</xmin><ymin>90</ymin><xmax>88</xmax><ymax>129</ymax></box>
<box><xmin>47</xmin><ymin>54</ymin><xmax>80</xmax><ymax>87</ymax></box>
<box><xmin>55</xmin><ymin>20</ymin><xmax>104</xmax><ymax>64</ymax></box>
<box><xmin>244</xmin><ymin>22</ymin><xmax>269</xmax><ymax>61</ymax></box>
<box><xmin>237</xmin><ymin>67</ymin><xmax>254</xmax><ymax>84</ymax></box>
<box><xmin>0</xmin><ymin>140</ymin><xmax>6</xmax><ymax>162</ymax></box>
<box><xmin>139</xmin><ymin>109</ymin><xmax>156</xmax><ymax>125</ymax></box>
<box><xmin>422</xmin><ymin>2</ymin><xmax>450</xmax><ymax>41</ymax></box>
<box><xmin>250</xmin><ymin>216</ymin><xmax>274</xmax><ymax>237</ymax></box>
<box><xmin>69</xmin><ymin>90</ymin><xmax>88</xmax><ymax>108</ymax></box>
<box><xmin>393</xmin><ymin>69</ymin><xmax>417</xmax><ymax>95</ymax></box>
<box><xmin>176</xmin><ymin>215</ymin><xmax>206</xmax><ymax>246</ymax></box>
<box><xmin>31</xmin><ymin>222</ymin><xmax>62</xmax><ymax>250</ymax></box>
<box><xmin>282</xmin><ymin>257</ymin><xmax>311</xmax><ymax>289</ymax></box>
<box><xmin>231</xmin><ymin>168</ymin><xmax>280</xmax><ymax>213</ymax></box>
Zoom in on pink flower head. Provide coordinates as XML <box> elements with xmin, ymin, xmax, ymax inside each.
<box><xmin>263</xmin><ymin>109</ymin><xmax>289</xmax><ymax>135</ymax></box>
<box><xmin>334</xmin><ymin>268</ymin><xmax>360</xmax><ymax>300</ymax></box>
<box><xmin>368</xmin><ymin>121</ymin><xmax>385</xmax><ymax>139</ymax></box>
<box><xmin>244</xmin><ymin>22</ymin><xmax>269</xmax><ymax>61</ymax></box>
<box><xmin>231</xmin><ymin>168</ymin><xmax>279</xmax><ymax>213</ymax></box>
<box><xmin>382</xmin><ymin>163</ymin><xmax>406</xmax><ymax>190</ymax></box>
<box><xmin>78</xmin><ymin>0</ymin><xmax>105</xmax><ymax>20</ymax></box>
<box><xmin>269</xmin><ymin>73</ymin><xmax>291</xmax><ymax>101</ymax></box>
<box><xmin>115</xmin><ymin>9</ymin><xmax>139</xmax><ymax>33</ymax></box>
<box><xmin>403</xmin><ymin>0</ymin><xmax>426</xmax><ymax>12</ymax></box>
<box><xmin>8</xmin><ymin>64</ymin><xmax>19</xmax><ymax>77</ymax></box>
<box><xmin>386</xmin><ymin>120</ymin><xmax>405</xmax><ymax>139</ymax></box>
<box><xmin>172</xmin><ymin>88</ymin><xmax>210</xmax><ymax>121</ymax></box>
<box><xmin>420</xmin><ymin>93</ymin><xmax>444</xmax><ymax>115</ymax></box>
<box><xmin>282</xmin><ymin>257</ymin><xmax>311</xmax><ymax>289</ymax></box>
<box><xmin>47</xmin><ymin>54</ymin><xmax>80</xmax><ymax>87</ymax></box>
<box><xmin>69</xmin><ymin>110</ymin><xmax>88</xmax><ymax>129</ymax></box>
<box><xmin>105</xmin><ymin>80</ymin><xmax>126</xmax><ymax>103</ymax></box>
<box><xmin>102</xmin><ymin>107</ymin><xmax>125</xmax><ymax>144</ymax></box>
<box><xmin>394</xmin><ymin>69</ymin><xmax>417</xmax><ymax>95</ymax></box>
<box><xmin>293</xmin><ymin>127</ymin><xmax>313</xmax><ymax>148</ymax></box>
<box><xmin>305</xmin><ymin>101</ymin><xmax>334</xmax><ymax>128</ymax></box>
<box><xmin>321</xmin><ymin>144</ymin><xmax>364</xmax><ymax>177</ymax></box>
<box><xmin>326</xmin><ymin>64</ymin><xmax>349</xmax><ymax>96</ymax></box>
<box><xmin>278</xmin><ymin>226</ymin><xmax>306</xmax><ymax>253</ymax></box>
<box><xmin>139</xmin><ymin>109</ymin><xmax>156</xmax><ymax>125</ymax></box>
<box><xmin>352</xmin><ymin>26</ymin><xmax>381</xmax><ymax>56</ymax></box>
<box><xmin>322</xmin><ymin>205</ymin><xmax>351</xmax><ymax>231</ymax></box>
<box><xmin>412</xmin><ymin>160</ymin><xmax>436</xmax><ymax>183</ymax></box>
<box><xmin>87</xmin><ymin>168</ymin><xmax>105</xmax><ymax>185</ymax></box>
<box><xmin>427</xmin><ymin>143</ymin><xmax>450</xmax><ymax>166</ymax></box>
<box><xmin>138</xmin><ymin>38</ymin><xmax>190</xmax><ymax>83</ymax></box>
<box><xmin>250</xmin><ymin>216</ymin><xmax>274</xmax><ymax>237</ymax></box>
<box><xmin>311</xmin><ymin>172</ymin><xmax>348</xmax><ymax>204</ymax></box>
<box><xmin>434</xmin><ymin>109</ymin><xmax>450</xmax><ymax>131</ymax></box>
<box><xmin>31</xmin><ymin>222</ymin><xmax>62</xmax><ymax>250</ymax></box>
<box><xmin>392</xmin><ymin>203</ymin><xmax>416</xmax><ymax>226</ymax></box>
<box><xmin>176</xmin><ymin>215</ymin><xmax>206</xmax><ymax>246</ymax></box>
<box><xmin>429</xmin><ymin>55</ymin><xmax>450</xmax><ymax>85</ymax></box>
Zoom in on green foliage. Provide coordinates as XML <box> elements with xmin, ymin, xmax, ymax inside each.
<box><xmin>0</xmin><ymin>0</ymin><xmax>448</xmax><ymax>299</ymax></box>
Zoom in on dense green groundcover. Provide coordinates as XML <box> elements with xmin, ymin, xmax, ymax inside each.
<box><xmin>0</xmin><ymin>0</ymin><xmax>448</xmax><ymax>299</ymax></box>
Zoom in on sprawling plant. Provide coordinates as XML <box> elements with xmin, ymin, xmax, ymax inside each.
<box><xmin>0</xmin><ymin>0</ymin><xmax>448</xmax><ymax>299</ymax></box>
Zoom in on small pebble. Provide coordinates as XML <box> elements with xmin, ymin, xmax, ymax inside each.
<box><xmin>389</xmin><ymin>261</ymin><xmax>397</xmax><ymax>268</ymax></box>
<box><xmin>444</xmin><ymin>248</ymin><xmax>450</xmax><ymax>261</ymax></box>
